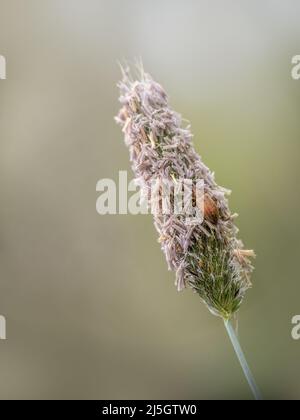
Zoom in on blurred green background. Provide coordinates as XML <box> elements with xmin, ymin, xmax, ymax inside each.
<box><xmin>0</xmin><ymin>0</ymin><xmax>300</xmax><ymax>400</ymax></box>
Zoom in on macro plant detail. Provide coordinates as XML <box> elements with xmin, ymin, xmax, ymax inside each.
<box><xmin>115</xmin><ymin>64</ymin><xmax>262</xmax><ymax>400</ymax></box>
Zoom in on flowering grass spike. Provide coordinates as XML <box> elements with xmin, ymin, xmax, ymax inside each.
<box><xmin>115</xmin><ymin>65</ymin><xmax>255</xmax><ymax>320</ymax></box>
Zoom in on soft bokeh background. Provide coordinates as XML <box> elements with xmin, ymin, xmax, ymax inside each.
<box><xmin>0</xmin><ymin>0</ymin><xmax>299</xmax><ymax>400</ymax></box>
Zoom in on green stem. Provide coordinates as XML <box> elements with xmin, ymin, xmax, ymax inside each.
<box><xmin>224</xmin><ymin>319</ymin><xmax>262</xmax><ymax>400</ymax></box>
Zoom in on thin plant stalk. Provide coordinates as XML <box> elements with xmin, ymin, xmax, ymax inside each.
<box><xmin>224</xmin><ymin>319</ymin><xmax>262</xmax><ymax>400</ymax></box>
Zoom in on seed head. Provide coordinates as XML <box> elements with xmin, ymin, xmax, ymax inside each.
<box><xmin>115</xmin><ymin>64</ymin><xmax>254</xmax><ymax>319</ymax></box>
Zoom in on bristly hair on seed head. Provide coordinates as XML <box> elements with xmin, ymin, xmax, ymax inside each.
<box><xmin>115</xmin><ymin>63</ymin><xmax>255</xmax><ymax>320</ymax></box>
